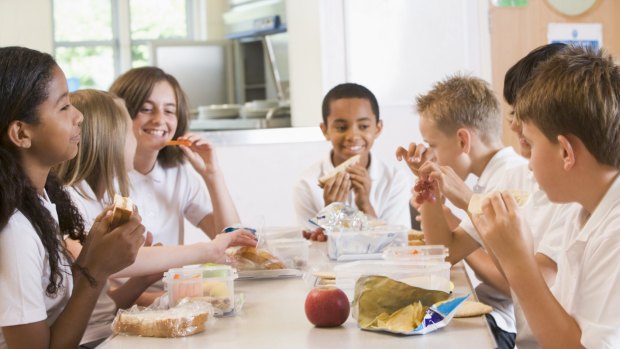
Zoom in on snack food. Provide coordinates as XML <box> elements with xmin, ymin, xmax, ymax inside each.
<box><xmin>165</xmin><ymin>139</ymin><xmax>193</xmax><ymax>147</ymax></box>
<box><xmin>110</xmin><ymin>194</ymin><xmax>133</xmax><ymax>228</ymax></box>
<box><xmin>453</xmin><ymin>300</ymin><xmax>493</xmax><ymax>318</ymax></box>
<box><xmin>408</xmin><ymin>229</ymin><xmax>425</xmax><ymax>246</ymax></box>
<box><xmin>227</xmin><ymin>246</ymin><xmax>286</xmax><ymax>270</ymax></box>
<box><xmin>468</xmin><ymin>189</ymin><xmax>530</xmax><ymax>215</ymax></box>
<box><xmin>318</xmin><ymin>154</ymin><xmax>361</xmax><ymax>186</ymax></box>
<box><xmin>112</xmin><ymin>302</ymin><xmax>211</xmax><ymax>338</ymax></box>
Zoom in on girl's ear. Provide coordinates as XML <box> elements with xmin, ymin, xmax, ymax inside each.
<box><xmin>456</xmin><ymin>128</ymin><xmax>471</xmax><ymax>154</ymax></box>
<box><xmin>557</xmin><ymin>135</ymin><xmax>575</xmax><ymax>171</ymax></box>
<box><xmin>6</xmin><ymin>121</ymin><xmax>32</xmax><ymax>148</ymax></box>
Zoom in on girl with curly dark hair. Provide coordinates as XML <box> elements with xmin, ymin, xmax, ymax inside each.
<box><xmin>0</xmin><ymin>46</ymin><xmax>145</xmax><ymax>349</ymax></box>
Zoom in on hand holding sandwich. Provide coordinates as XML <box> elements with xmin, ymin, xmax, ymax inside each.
<box><xmin>322</xmin><ymin>171</ymin><xmax>351</xmax><ymax>206</ymax></box>
<box><xmin>347</xmin><ymin>164</ymin><xmax>377</xmax><ymax>218</ymax></box>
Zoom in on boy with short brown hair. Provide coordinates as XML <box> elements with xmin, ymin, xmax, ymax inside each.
<box><xmin>474</xmin><ymin>45</ymin><xmax>620</xmax><ymax>348</ymax></box>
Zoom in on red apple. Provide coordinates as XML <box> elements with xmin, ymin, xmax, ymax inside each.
<box><xmin>304</xmin><ymin>286</ymin><xmax>350</xmax><ymax>327</ymax></box>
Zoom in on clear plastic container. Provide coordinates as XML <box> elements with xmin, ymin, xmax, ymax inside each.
<box><xmin>266</xmin><ymin>238</ymin><xmax>311</xmax><ymax>270</ymax></box>
<box><xmin>164</xmin><ymin>265</ymin><xmax>237</xmax><ymax>315</ymax></box>
<box><xmin>333</xmin><ymin>260</ymin><xmax>451</xmax><ymax>300</ymax></box>
<box><xmin>325</xmin><ymin>225</ymin><xmax>408</xmax><ymax>261</ymax></box>
<box><xmin>382</xmin><ymin>245</ymin><xmax>449</xmax><ymax>263</ymax></box>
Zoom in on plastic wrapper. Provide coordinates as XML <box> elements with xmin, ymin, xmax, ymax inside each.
<box><xmin>352</xmin><ymin>275</ymin><xmax>468</xmax><ymax>335</ymax></box>
<box><xmin>326</xmin><ymin>225</ymin><xmax>408</xmax><ymax>260</ymax></box>
<box><xmin>312</xmin><ymin>202</ymin><xmax>369</xmax><ymax>231</ymax></box>
<box><xmin>226</xmin><ymin>246</ymin><xmax>286</xmax><ymax>271</ymax></box>
<box><xmin>112</xmin><ymin>299</ymin><xmax>214</xmax><ymax>338</ymax></box>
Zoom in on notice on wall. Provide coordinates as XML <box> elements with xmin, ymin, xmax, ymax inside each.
<box><xmin>548</xmin><ymin>23</ymin><xmax>602</xmax><ymax>49</ymax></box>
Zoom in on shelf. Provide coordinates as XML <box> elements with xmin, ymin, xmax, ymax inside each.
<box><xmin>189</xmin><ymin>117</ymin><xmax>291</xmax><ymax>131</ymax></box>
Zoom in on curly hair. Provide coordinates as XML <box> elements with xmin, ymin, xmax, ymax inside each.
<box><xmin>0</xmin><ymin>46</ymin><xmax>86</xmax><ymax>296</ymax></box>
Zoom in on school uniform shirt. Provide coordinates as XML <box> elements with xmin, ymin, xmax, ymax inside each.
<box><xmin>550</xmin><ymin>175</ymin><xmax>620</xmax><ymax>348</ymax></box>
<box><xmin>68</xmin><ymin>182</ymin><xmax>117</xmax><ymax>344</ymax></box>
<box><xmin>483</xmin><ymin>164</ymin><xmax>579</xmax><ymax>349</ymax></box>
<box><xmin>457</xmin><ymin>147</ymin><xmax>527</xmax><ymax>335</ymax></box>
<box><xmin>129</xmin><ymin>161</ymin><xmax>214</xmax><ymax>246</ymax></box>
<box><xmin>293</xmin><ymin>152</ymin><xmax>412</xmax><ymax>228</ymax></box>
<box><xmin>0</xmin><ymin>191</ymin><xmax>73</xmax><ymax>349</ymax></box>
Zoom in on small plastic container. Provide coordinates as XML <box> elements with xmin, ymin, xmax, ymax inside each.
<box><xmin>164</xmin><ymin>265</ymin><xmax>237</xmax><ymax>315</ymax></box>
<box><xmin>266</xmin><ymin>238</ymin><xmax>311</xmax><ymax>270</ymax></box>
<box><xmin>333</xmin><ymin>260</ymin><xmax>451</xmax><ymax>300</ymax></box>
<box><xmin>382</xmin><ymin>245</ymin><xmax>449</xmax><ymax>263</ymax></box>
<box><xmin>325</xmin><ymin>225</ymin><xmax>408</xmax><ymax>261</ymax></box>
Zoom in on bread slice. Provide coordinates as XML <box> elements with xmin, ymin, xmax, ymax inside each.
<box><xmin>468</xmin><ymin>190</ymin><xmax>530</xmax><ymax>215</ymax></box>
<box><xmin>110</xmin><ymin>194</ymin><xmax>133</xmax><ymax>228</ymax></box>
<box><xmin>231</xmin><ymin>246</ymin><xmax>286</xmax><ymax>270</ymax></box>
<box><xmin>318</xmin><ymin>154</ymin><xmax>361</xmax><ymax>185</ymax></box>
<box><xmin>113</xmin><ymin>305</ymin><xmax>210</xmax><ymax>337</ymax></box>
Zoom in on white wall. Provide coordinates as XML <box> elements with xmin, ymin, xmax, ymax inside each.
<box><xmin>0</xmin><ymin>0</ymin><xmax>53</xmax><ymax>53</ymax></box>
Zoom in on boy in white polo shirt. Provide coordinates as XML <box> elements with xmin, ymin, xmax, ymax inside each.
<box><xmin>397</xmin><ymin>74</ymin><xmax>525</xmax><ymax>349</ymax></box>
<box><xmin>294</xmin><ymin>83</ymin><xmax>411</xmax><ymax>228</ymax></box>
<box><xmin>473</xmin><ymin>45</ymin><xmax>620</xmax><ymax>348</ymax></box>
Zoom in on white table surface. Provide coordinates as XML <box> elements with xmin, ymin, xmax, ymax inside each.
<box><xmin>100</xmin><ymin>244</ymin><xmax>497</xmax><ymax>349</ymax></box>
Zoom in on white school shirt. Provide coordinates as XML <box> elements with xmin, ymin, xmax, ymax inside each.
<box><xmin>293</xmin><ymin>152</ymin><xmax>412</xmax><ymax>228</ymax></box>
<box><xmin>68</xmin><ymin>182</ymin><xmax>118</xmax><ymax>344</ymax></box>
<box><xmin>483</xmin><ymin>164</ymin><xmax>578</xmax><ymax>349</ymax></box>
<box><xmin>458</xmin><ymin>147</ymin><xmax>528</xmax><ymax>334</ymax></box>
<box><xmin>129</xmin><ymin>161</ymin><xmax>214</xmax><ymax>246</ymax></box>
<box><xmin>549</xmin><ymin>175</ymin><xmax>620</xmax><ymax>348</ymax></box>
<box><xmin>0</xmin><ymin>192</ymin><xmax>73</xmax><ymax>349</ymax></box>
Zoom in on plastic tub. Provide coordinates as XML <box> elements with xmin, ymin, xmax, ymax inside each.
<box><xmin>333</xmin><ymin>260</ymin><xmax>451</xmax><ymax>300</ymax></box>
<box><xmin>266</xmin><ymin>238</ymin><xmax>311</xmax><ymax>270</ymax></box>
<box><xmin>325</xmin><ymin>225</ymin><xmax>408</xmax><ymax>261</ymax></box>
<box><xmin>382</xmin><ymin>245</ymin><xmax>449</xmax><ymax>263</ymax></box>
<box><xmin>164</xmin><ymin>265</ymin><xmax>237</xmax><ymax>314</ymax></box>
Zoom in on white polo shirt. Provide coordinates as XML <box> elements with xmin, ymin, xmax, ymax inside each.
<box><xmin>129</xmin><ymin>161</ymin><xmax>213</xmax><ymax>246</ymax></box>
<box><xmin>293</xmin><ymin>152</ymin><xmax>412</xmax><ymax>228</ymax></box>
<box><xmin>550</xmin><ymin>175</ymin><xmax>620</xmax><ymax>348</ymax></box>
<box><xmin>0</xmin><ymin>192</ymin><xmax>73</xmax><ymax>349</ymax></box>
<box><xmin>458</xmin><ymin>147</ymin><xmax>528</xmax><ymax>334</ymax></box>
<box><xmin>68</xmin><ymin>182</ymin><xmax>118</xmax><ymax>344</ymax></box>
<box><xmin>479</xmin><ymin>164</ymin><xmax>579</xmax><ymax>349</ymax></box>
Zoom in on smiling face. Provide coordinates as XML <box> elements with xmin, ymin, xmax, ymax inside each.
<box><xmin>28</xmin><ymin>66</ymin><xmax>84</xmax><ymax>167</ymax></box>
<box><xmin>320</xmin><ymin>98</ymin><xmax>382</xmax><ymax>167</ymax></box>
<box><xmin>418</xmin><ymin>115</ymin><xmax>470</xmax><ymax>179</ymax></box>
<box><xmin>132</xmin><ymin>80</ymin><xmax>178</xmax><ymax>156</ymax></box>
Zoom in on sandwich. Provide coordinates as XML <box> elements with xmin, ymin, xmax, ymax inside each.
<box><xmin>112</xmin><ymin>303</ymin><xmax>211</xmax><ymax>338</ymax></box>
<box><xmin>228</xmin><ymin>246</ymin><xmax>286</xmax><ymax>270</ymax></box>
<box><xmin>318</xmin><ymin>154</ymin><xmax>361</xmax><ymax>186</ymax></box>
<box><xmin>110</xmin><ymin>194</ymin><xmax>133</xmax><ymax>228</ymax></box>
<box><xmin>468</xmin><ymin>189</ymin><xmax>530</xmax><ymax>215</ymax></box>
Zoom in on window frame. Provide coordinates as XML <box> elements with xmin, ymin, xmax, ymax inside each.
<box><xmin>51</xmin><ymin>0</ymin><xmax>197</xmax><ymax>85</ymax></box>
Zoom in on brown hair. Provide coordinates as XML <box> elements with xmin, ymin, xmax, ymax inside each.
<box><xmin>515</xmin><ymin>45</ymin><xmax>620</xmax><ymax>168</ymax></box>
<box><xmin>109</xmin><ymin>67</ymin><xmax>189</xmax><ymax>168</ymax></box>
<box><xmin>55</xmin><ymin>89</ymin><xmax>131</xmax><ymax>202</ymax></box>
<box><xmin>416</xmin><ymin>74</ymin><xmax>501</xmax><ymax>144</ymax></box>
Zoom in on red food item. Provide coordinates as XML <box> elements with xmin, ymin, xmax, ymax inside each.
<box><xmin>302</xmin><ymin>227</ymin><xmax>327</xmax><ymax>241</ymax></box>
<box><xmin>413</xmin><ymin>178</ymin><xmax>436</xmax><ymax>204</ymax></box>
<box><xmin>304</xmin><ymin>286</ymin><xmax>350</xmax><ymax>327</ymax></box>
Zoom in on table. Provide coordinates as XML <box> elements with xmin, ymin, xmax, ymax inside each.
<box><xmin>100</xmin><ymin>247</ymin><xmax>496</xmax><ymax>349</ymax></box>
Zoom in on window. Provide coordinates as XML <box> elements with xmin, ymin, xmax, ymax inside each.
<box><xmin>52</xmin><ymin>0</ymin><xmax>196</xmax><ymax>90</ymax></box>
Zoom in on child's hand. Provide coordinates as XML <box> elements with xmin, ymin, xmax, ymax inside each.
<box><xmin>396</xmin><ymin>143</ymin><xmax>434</xmax><ymax>176</ymax></box>
<box><xmin>418</xmin><ymin>162</ymin><xmax>473</xmax><ymax>210</ymax></box>
<box><xmin>322</xmin><ymin>171</ymin><xmax>351</xmax><ymax>206</ymax></box>
<box><xmin>210</xmin><ymin>229</ymin><xmax>258</xmax><ymax>263</ymax></box>
<box><xmin>471</xmin><ymin>191</ymin><xmax>534</xmax><ymax>262</ymax></box>
<box><xmin>347</xmin><ymin>164</ymin><xmax>376</xmax><ymax>216</ymax></box>
<box><xmin>177</xmin><ymin>133</ymin><xmax>220</xmax><ymax>177</ymax></box>
<box><xmin>78</xmin><ymin>208</ymin><xmax>145</xmax><ymax>283</ymax></box>
<box><xmin>129</xmin><ymin>231</ymin><xmax>164</xmax><ymax>287</ymax></box>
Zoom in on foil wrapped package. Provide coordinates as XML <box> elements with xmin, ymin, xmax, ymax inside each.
<box><xmin>353</xmin><ymin>276</ymin><xmax>469</xmax><ymax>335</ymax></box>
<box><xmin>312</xmin><ymin>202</ymin><xmax>369</xmax><ymax>231</ymax></box>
